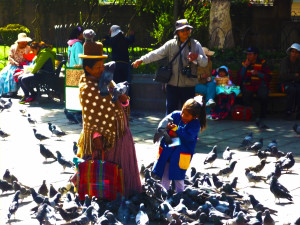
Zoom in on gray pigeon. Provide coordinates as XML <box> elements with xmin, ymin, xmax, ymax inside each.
<box><xmin>270</xmin><ymin>176</ymin><xmax>293</xmax><ymax>203</ymax></box>
<box><xmin>263</xmin><ymin>209</ymin><xmax>275</xmax><ymax>225</ymax></box>
<box><xmin>56</xmin><ymin>151</ymin><xmax>74</xmax><ymax>171</ymax></box>
<box><xmin>1</xmin><ymin>98</ymin><xmax>12</xmax><ymax>111</ymax></box>
<box><xmin>204</xmin><ymin>145</ymin><xmax>218</xmax><ymax>167</ymax></box>
<box><xmin>98</xmin><ymin>61</ymin><xmax>116</xmax><ymax>96</ymax></box>
<box><xmin>7</xmin><ymin>190</ymin><xmax>20</xmax><ymax>220</ymax></box>
<box><xmin>136</xmin><ymin>203</ymin><xmax>149</xmax><ymax>225</ymax></box>
<box><xmin>40</xmin><ymin>144</ymin><xmax>57</xmax><ymax>161</ymax></box>
<box><xmin>218</xmin><ymin>161</ymin><xmax>237</xmax><ymax>178</ymax></box>
<box><xmin>222</xmin><ymin>146</ymin><xmax>233</xmax><ymax>163</ymax></box>
<box><xmin>277</xmin><ymin>152</ymin><xmax>295</xmax><ymax>172</ymax></box>
<box><xmin>111</xmin><ymin>81</ymin><xmax>129</xmax><ymax>103</ymax></box>
<box><xmin>33</xmin><ymin>129</ymin><xmax>49</xmax><ymax>141</ymax></box>
<box><xmin>245</xmin><ymin>168</ymin><xmax>267</xmax><ymax>186</ymax></box>
<box><xmin>239</xmin><ymin>132</ymin><xmax>253</xmax><ymax>149</ymax></box>
<box><xmin>153</xmin><ymin>114</ymin><xmax>173</xmax><ymax>145</ymax></box>
<box><xmin>247</xmin><ymin>138</ymin><xmax>263</xmax><ymax>152</ymax></box>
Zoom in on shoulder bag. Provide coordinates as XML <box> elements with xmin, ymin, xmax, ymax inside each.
<box><xmin>154</xmin><ymin>39</ymin><xmax>190</xmax><ymax>83</ymax></box>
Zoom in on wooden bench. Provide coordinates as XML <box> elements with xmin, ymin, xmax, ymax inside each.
<box><xmin>230</xmin><ymin>70</ymin><xmax>287</xmax><ymax>97</ymax></box>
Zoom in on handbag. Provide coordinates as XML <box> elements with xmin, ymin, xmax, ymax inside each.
<box><xmin>231</xmin><ymin>105</ymin><xmax>253</xmax><ymax>121</ymax></box>
<box><xmin>154</xmin><ymin>38</ymin><xmax>190</xmax><ymax>83</ymax></box>
<box><xmin>76</xmin><ymin>155</ymin><xmax>123</xmax><ymax>201</ymax></box>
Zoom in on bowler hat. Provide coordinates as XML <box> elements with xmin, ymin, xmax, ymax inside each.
<box><xmin>79</xmin><ymin>29</ymin><xmax>108</xmax><ymax>59</ymax></box>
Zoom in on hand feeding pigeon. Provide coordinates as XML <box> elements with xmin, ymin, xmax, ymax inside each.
<box><xmin>111</xmin><ymin>81</ymin><xmax>129</xmax><ymax>103</ymax></box>
<box><xmin>39</xmin><ymin>144</ymin><xmax>57</xmax><ymax>161</ymax></box>
<box><xmin>204</xmin><ymin>145</ymin><xmax>218</xmax><ymax>167</ymax></box>
<box><xmin>153</xmin><ymin>114</ymin><xmax>173</xmax><ymax>145</ymax></box>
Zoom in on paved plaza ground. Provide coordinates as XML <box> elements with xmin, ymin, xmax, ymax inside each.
<box><xmin>0</xmin><ymin>97</ymin><xmax>300</xmax><ymax>224</ymax></box>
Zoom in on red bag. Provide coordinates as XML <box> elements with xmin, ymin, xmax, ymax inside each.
<box><xmin>77</xmin><ymin>160</ymin><xmax>124</xmax><ymax>201</ymax></box>
<box><xmin>231</xmin><ymin>105</ymin><xmax>253</xmax><ymax>121</ymax></box>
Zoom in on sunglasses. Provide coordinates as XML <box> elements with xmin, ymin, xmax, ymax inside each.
<box><xmin>178</xmin><ymin>28</ymin><xmax>190</xmax><ymax>32</ymax></box>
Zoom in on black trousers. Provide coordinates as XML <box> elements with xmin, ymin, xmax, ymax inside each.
<box><xmin>242</xmin><ymin>84</ymin><xmax>269</xmax><ymax>118</ymax></box>
<box><xmin>283</xmin><ymin>82</ymin><xmax>300</xmax><ymax>113</ymax></box>
<box><xmin>166</xmin><ymin>85</ymin><xmax>195</xmax><ymax>115</ymax></box>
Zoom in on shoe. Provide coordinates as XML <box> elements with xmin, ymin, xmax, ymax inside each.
<box><xmin>19</xmin><ymin>96</ymin><xmax>27</xmax><ymax>104</ymax></box>
<box><xmin>206</xmin><ymin>99</ymin><xmax>216</xmax><ymax>108</ymax></box>
<box><xmin>25</xmin><ymin>96</ymin><xmax>35</xmax><ymax>103</ymax></box>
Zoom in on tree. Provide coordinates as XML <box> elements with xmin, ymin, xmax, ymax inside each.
<box><xmin>209</xmin><ymin>0</ymin><xmax>235</xmax><ymax>48</ymax></box>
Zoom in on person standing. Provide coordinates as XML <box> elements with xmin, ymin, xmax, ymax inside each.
<box><xmin>0</xmin><ymin>33</ymin><xmax>31</xmax><ymax>97</ymax></box>
<box><xmin>279</xmin><ymin>43</ymin><xmax>300</xmax><ymax>119</ymax></box>
<box><xmin>132</xmin><ymin>19</ymin><xmax>208</xmax><ymax>114</ymax></box>
<box><xmin>102</xmin><ymin>25</ymin><xmax>134</xmax><ymax>83</ymax></box>
<box><xmin>237</xmin><ymin>47</ymin><xmax>271</xmax><ymax>119</ymax></box>
<box><xmin>77</xmin><ymin>29</ymin><xmax>141</xmax><ymax>198</ymax></box>
<box><xmin>67</xmin><ymin>26</ymin><xmax>84</xmax><ymax>67</ymax></box>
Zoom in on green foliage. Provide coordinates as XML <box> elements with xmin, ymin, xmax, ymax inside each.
<box><xmin>0</xmin><ymin>24</ymin><xmax>30</xmax><ymax>46</ymax></box>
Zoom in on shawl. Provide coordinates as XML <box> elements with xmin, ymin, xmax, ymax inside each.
<box><xmin>78</xmin><ymin>74</ymin><xmax>130</xmax><ymax>156</ymax></box>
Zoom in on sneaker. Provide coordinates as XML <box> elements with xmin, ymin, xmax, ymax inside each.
<box><xmin>19</xmin><ymin>96</ymin><xmax>27</xmax><ymax>104</ymax></box>
<box><xmin>206</xmin><ymin>99</ymin><xmax>216</xmax><ymax>108</ymax></box>
<box><xmin>25</xmin><ymin>96</ymin><xmax>35</xmax><ymax>103</ymax></box>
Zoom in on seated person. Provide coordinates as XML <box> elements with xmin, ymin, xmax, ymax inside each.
<box><xmin>237</xmin><ymin>47</ymin><xmax>271</xmax><ymax>119</ymax></box>
<box><xmin>208</xmin><ymin>66</ymin><xmax>240</xmax><ymax>120</ymax></box>
<box><xmin>195</xmin><ymin>47</ymin><xmax>216</xmax><ymax>108</ymax></box>
<box><xmin>0</xmin><ymin>33</ymin><xmax>31</xmax><ymax>97</ymax></box>
<box><xmin>279</xmin><ymin>43</ymin><xmax>300</xmax><ymax>118</ymax></box>
<box><xmin>18</xmin><ymin>41</ymin><xmax>56</xmax><ymax>103</ymax></box>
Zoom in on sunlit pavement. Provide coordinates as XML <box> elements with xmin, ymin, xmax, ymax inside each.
<box><xmin>0</xmin><ymin>97</ymin><xmax>299</xmax><ymax>224</ymax></box>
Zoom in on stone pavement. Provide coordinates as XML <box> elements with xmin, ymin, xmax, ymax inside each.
<box><xmin>0</xmin><ymin>97</ymin><xmax>300</xmax><ymax>224</ymax></box>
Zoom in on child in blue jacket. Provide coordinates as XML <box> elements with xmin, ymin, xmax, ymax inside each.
<box><xmin>152</xmin><ymin>96</ymin><xmax>207</xmax><ymax>193</ymax></box>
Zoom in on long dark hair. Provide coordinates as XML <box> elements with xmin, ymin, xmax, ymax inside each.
<box><xmin>183</xmin><ymin>97</ymin><xmax>206</xmax><ymax>132</ymax></box>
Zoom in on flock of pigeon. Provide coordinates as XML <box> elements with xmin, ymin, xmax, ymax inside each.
<box><xmin>1</xmin><ymin>97</ymin><xmax>300</xmax><ymax>225</ymax></box>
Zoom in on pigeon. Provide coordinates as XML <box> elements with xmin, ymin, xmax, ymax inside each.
<box><xmin>247</xmin><ymin>159</ymin><xmax>267</xmax><ymax>173</ymax></box>
<box><xmin>3</xmin><ymin>169</ymin><xmax>18</xmax><ymax>184</ymax></box>
<box><xmin>263</xmin><ymin>209</ymin><xmax>275</xmax><ymax>225</ymax></box>
<box><xmin>19</xmin><ymin>186</ymin><xmax>31</xmax><ymax>200</ymax></box>
<box><xmin>28</xmin><ymin>113</ymin><xmax>37</xmax><ymax>124</ymax></box>
<box><xmin>64</xmin><ymin>108</ymin><xmax>79</xmax><ymax>124</ymax></box>
<box><xmin>239</xmin><ymin>132</ymin><xmax>253</xmax><ymax>149</ymax></box>
<box><xmin>270</xmin><ymin>176</ymin><xmax>293</xmax><ymax>203</ymax></box>
<box><xmin>74</xmin><ymin>111</ymin><xmax>82</xmax><ymax>124</ymax></box>
<box><xmin>1</xmin><ymin>98</ymin><xmax>12</xmax><ymax>111</ymax></box>
<box><xmin>204</xmin><ymin>145</ymin><xmax>218</xmax><ymax>167</ymax></box>
<box><xmin>277</xmin><ymin>152</ymin><xmax>295</xmax><ymax>172</ymax></box>
<box><xmin>266</xmin><ymin>139</ymin><xmax>278</xmax><ymax>151</ymax></box>
<box><xmin>249</xmin><ymin>211</ymin><xmax>263</xmax><ymax>225</ymax></box>
<box><xmin>48</xmin><ymin>122</ymin><xmax>66</xmax><ymax>137</ymax></box>
<box><xmin>0</xmin><ymin>128</ymin><xmax>10</xmax><ymax>139</ymax></box>
<box><xmin>111</xmin><ymin>81</ymin><xmax>129</xmax><ymax>103</ymax></box>
<box><xmin>117</xmin><ymin>197</ymin><xmax>130</xmax><ymax>224</ymax></box>
<box><xmin>99</xmin><ymin>61</ymin><xmax>115</xmax><ymax>96</ymax></box>
<box><xmin>36</xmin><ymin>200</ymin><xmax>57</xmax><ymax>225</ymax></box>
<box><xmin>73</xmin><ymin>141</ymin><xmax>78</xmax><ymax>155</ymax></box>
<box><xmin>19</xmin><ymin>108</ymin><xmax>27</xmax><ymax>116</ymax></box>
<box><xmin>63</xmin><ymin>192</ymin><xmax>78</xmax><ymax>212</ymax></box>
<box><xmin>49</xmin><ymin>193</ymin><xmax>61</xmax><ymax>207</ymax></box>
<box><xmin>153</xmin><ymin>114</ymin><xmax>173</xmax><ymax>145</ymax></box>
<box><xmin>224</xmin><ymin>211</ymin><xmax>248</xmax><ymax>225</ymax></box>
<box><xmin>217</xmin><ymin>161</ymin><xmax>237</xmax><ymax>178</ymax></box>
<box><xmin>136</xmin><ymin>203</ymin><xmax>149</xmax><ymax>225</ymax></box>
<box><xmin>267</xmin><ymin>163</ymin><xmax>281</xmax><ymax>180</ymax></box>
<box><xmin>38</xmin><ymin>180</ymin><xmax>49</xmax><ymax>196</ymax></box>
<box><xmin>245</xmin><ymin>168</ymin><xmax>267</xmax><ymax>186</ymax></box>
<box><xmin>247</xmin><ymin>138</ymin><xmax>263</xmax><ymax>152</ymax></box>
<box><xmin>0</xmin><ymin>179</ymin><xmax>13</xmax><ymax>193</ymax></box>
<box><xmin>212</xmin><ymin>174</ymin><xmax>223</xmax><ymax>189</ymax></box>
<box><xmin>256</xmin><ymin>118</ymin><xmax>269</xmax><ymax>130</ymax></box>
<box><xmin>57</xmin><ymin>207</ymin><xmax>80</xmax><ymax>222</ymax></box>
<box><xmin>7</xmin><ymin>190</ymin><xmax>20</xmax><ymax>220</ymax></box>
<box><xmin>230</xmin><ymin>177</ymin><xmax>238</xmax><ymax>189</ymax></box>
<box><xmin>40</xmin><ymin>144</ymin><xmax>57</xmax><ymax>161</ymax></box>
<box><xmin>222</xmin><ymin>146</ymin><xmax>233</xmax><ymax>163</ymax></box>
<box><xmin>49</xmin><ymin>184</ymin><xmax>58</xmax><ymax>198</ymax></box>
<box><xmin>65</xmin><ymin>205</ymin><xmax>98</xmax><ymax>225</ymax></box>
<box><xmin>292</xmin><ymin>124</ymin><xmax>300</xmax><ymax>135</ymax></box>
<box><xmin>56</xmin><ymin>151</ymin><xmax>74</xmax><ymax>171</ymax></box>
<box><xmin>248</xmin><ymin>194</ymin><xmax>269</xmax><ymax>212</ymax></box>
<box><xmin>30</xmin><ymin>188</ymin><xmax>45</xmax><ymax>205</ymax></box>
<box><xmin>33</xmin><ymin>128</ymin><xmax>49</xmax><ymax>141</ymax></box>
<box><xmin>257</xmin><ymin>149</ymin><xmax>270</xmax><ymax>160</ymax></box>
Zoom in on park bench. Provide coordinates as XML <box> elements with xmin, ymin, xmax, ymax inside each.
<box><xmin>35</xmin><ymin>59</ymin><xmax>67</xmax><ymax>102</ymax></box>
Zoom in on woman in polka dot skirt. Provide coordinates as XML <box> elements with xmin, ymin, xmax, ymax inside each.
<box><xmin>77</xmin><ymin>29</ymin><xmax>142</xmax><ymax>198</ymax></box>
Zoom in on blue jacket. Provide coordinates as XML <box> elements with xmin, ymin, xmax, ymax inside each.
<box><xmin>67</xmin><ymin>41</ymin><xmax>83</xmax><ymax>67</ymax></box>
<box><xmin>152</xmin><ymin>111</ymin><xmax>200</xmax><ymax>180</ymax></box>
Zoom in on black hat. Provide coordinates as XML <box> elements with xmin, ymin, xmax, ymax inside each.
<box><xmin>246</xmin><ymin>46</ymin><xmax>259</xmax><ymax>54</ymax></box>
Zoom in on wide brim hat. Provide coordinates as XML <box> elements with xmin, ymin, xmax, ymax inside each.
<box><xmin>286</xmin><ymin>43</ymin><xmax>300</xmax><ymax>54</ymax></box>
<box><xmin>110</xmin><ymin>25</ymin><xmax>122</xmax><ymax>38</ymax></box>
<box><xmin>15</xmin><ymin>33</ymin><xmax>32</xmax><ymax>43</ymax></box>
<box><xmin>174</xmin><ymin>19</ymin><xmax>193</xmax><ymax>33</ymax></box>
<box><xmin>202</xmin><ymin>47</ymin><xmax>215</xmax><ymax>56</ymax></box>
<box><xmin>79</xmin><ymin>29</ymin><xmax>108</xmax><ymax>59</ymax></box>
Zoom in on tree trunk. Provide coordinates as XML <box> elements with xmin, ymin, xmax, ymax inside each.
<box><xmin>173</xmin><ymin>0</ymin><xmax>180</xmax><ymax>23</ymax></box>
<box><xmin>209</xmin><ymin>0</ymin><xmax>235</xmax><ymax>48</ymax></box>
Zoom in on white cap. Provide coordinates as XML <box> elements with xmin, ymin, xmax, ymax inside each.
<box><xmin>110</xmin><ymin>25</ymin><xmax>122</xmax><ymax>37</ymax></box>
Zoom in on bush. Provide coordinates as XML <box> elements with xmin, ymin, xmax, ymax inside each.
<box><xmin>0</xmin><ymin>24</ymin><xmax>30</xmax><ymax>46</ymax></box>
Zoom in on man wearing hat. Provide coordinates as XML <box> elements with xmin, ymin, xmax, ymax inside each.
<box><xmin>132</xmin><ymin>19</ymin><xmax>207</xmax><ymax>114</ymax></box>
<box><xmin>0</xmin><ymin>33</ymin><xmax>32</xmax><ymax>97</ymax></box>
<box><xmin>77</xmin><ymin>29</ymin><xmax>142</xmax><ymax>198</ymax></box>
<box><xmin>279</xmin><ymin>43</ymin><xmax>300</xmax><ymax>118</ymax></box>
<box><xmin>237</xmin><ymin>46</ymin><xmax>271</xmax><ymax>119</ymax></box>
<box><xmin>102</xmin><ymin>25</ymin><xmax>134</xmax><ymax>84</ymax></box>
